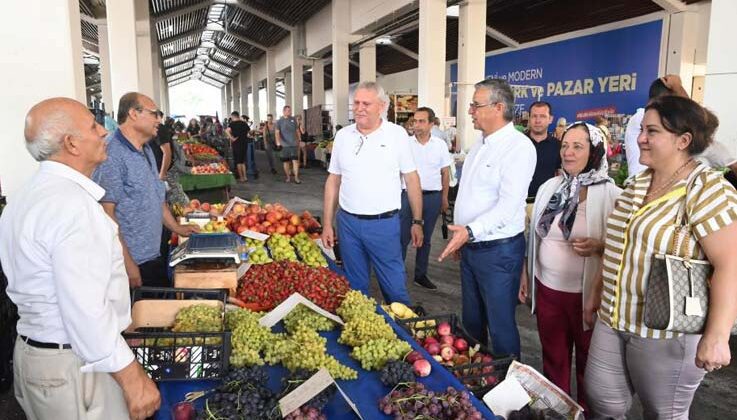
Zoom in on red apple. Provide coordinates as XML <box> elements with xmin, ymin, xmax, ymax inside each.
<box><xmin>267</xmin><ymin>226</ymin><xmax>276</xmax><ymax>234</ymax></box>
<box><xmin>297</xmin><ymin>225</ymin><xmax>305</xmax><ymax>233</ymax></box>
<box><xmin>200</xmin><ymin>202</ymin><xmax>211</xmax><ymax>212</ymax></box>
<box><xmin>276</xmin><ymin>225</ymin><xmax>287</xmax><ymax>234</ymax></box>
<box><xmin>437</xmin><ymin>322</ymin><xmax>452</xmax><ymax>336</ymax></box>
<box><xmin>440</xmin><ymin>335</ymin><xmax>454</xmax><ymax>346</ymax></box>
<box><xmin>265</xmin><ymin>211</ymin><xmax>278</xmax><ymax>224</ymax></box>
<box><xmin>423</xmin><ymin>336</ymin><xmax>438</xmax><ymax>346</ymax></box>
<box><xmin>413</xmin><ymin>359</ymin><xmax>432</xmax><ymax>377</ymax></box>
<box><xmin>424</xmin><ymin>342</ymin><xmax>441</xmax><ymax>356</ymax></box>
<box><xmin>453</xmin><ymin>338</ymin><xmax>469</xmax><ymax>352</ymax></box>
<box><xmin>440</xmin><ymin>346</ymin><xmax>456</xmax><ymax>361</ymax></box>
<box><xmin>406</xmin><ymin>351</ymin><xmax>423</xmax><ymax>364</ymax></box>
<box><xmin>172</xmin><ymin>401</ymin><xmax>195</xmax><ymax>420</ymax></box>
<box><xmin>274</xmin><ymin>211</ymin><xmax>284</xmax><ymax>221</ymax></box>
<box><xmin>262</xmin><ymin>221</ymin><xmax>272</xmax><ymax>228</ymax></box>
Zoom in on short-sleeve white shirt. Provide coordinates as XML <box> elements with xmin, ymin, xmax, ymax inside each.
<box><xmin>403</xmin><ymin>135</ymin><xmax>452</xmax><ymax>191</ymax></box>
<box><xmin>328</xmin><ymin>120</ymin><xmax>417</xmax><ymax>214</ymax></box>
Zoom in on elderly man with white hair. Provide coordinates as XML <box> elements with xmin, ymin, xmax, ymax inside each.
<box><xmin>0</xmin><ymin>98</ymin><xmax>160</xmax><ymax>420</ymax></box>
<box><xmin>321</xmin><ymin>81</ymin><xmax>424</xmax><ymax>305</ymax></box>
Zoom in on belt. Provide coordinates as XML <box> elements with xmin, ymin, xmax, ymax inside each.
<box><xmin>465</xmin><ymin>232</ymin><xmax>524</xmax><ymax>250</ymax></box>
<box><xmin>21</xmin><ymin>335</ymin><xmax>71</xmax><ymax>350</ymax></box>
<box><xmin>526</xmin><ymin>197</ymin><xmax>535</xmax><ymax>204</ymax></box>
<box><xmin>422</xmin><ymin>190</ymin><xmax>441</xmax><ymax>195</ymax></box>
<box><xmin>342</xmin><ymin>209</ymin><xmax>399</xmax><ymax>220</ymax></box>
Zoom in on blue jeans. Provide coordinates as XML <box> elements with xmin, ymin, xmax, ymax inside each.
<box><xmin>399</xmin><ymin>191</ymin><xmax>442</xmax><ymax>279</ymax></box>
<box><xmin>460</xmin><ymin>233</ymin><xmax>525</xmax><ymax>358</ymax></box>
<box><xmin>336</xmin><ymin>210</ymin><xmax>411</xmax><ymax>305</ymax></box>
<box><xmin>246</xmin><ymin>142</ymin><xmax>258</xmax><ymax>177</ymax></box>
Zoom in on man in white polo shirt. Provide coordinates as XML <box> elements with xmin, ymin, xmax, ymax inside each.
<box><xmin>322</xmin><ymin>81</ymin><xmax>424</xmax><ymax>305</ymax></box>
<box><xmin>439</xmin><ymin>78</ymin><xmax>536</xmax><ymax>358</ymax></box>
<box><xmin>400</xmin><ymin>107</ymin><xmax>452</xmax><ymax>290</ymax></box>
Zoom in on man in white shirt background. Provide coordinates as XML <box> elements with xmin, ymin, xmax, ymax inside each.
<box><xmin>439</xmin><ymin>78</ymin><xmax>536</xmax><ymax>358</ymax></box>
<box><xmin>322</xmin><ymin>81</ymin><xmax>424</xmax><ymax>305</ymax></box>
<box><xmin>0</xmin><ymin>98</ymin><xmax>160</xmax><ymax>420</ymax></box>
<box><xmin>400</xmin><ymin>107</ymin><xmax>452</xmax><ymax>290</ymax></box>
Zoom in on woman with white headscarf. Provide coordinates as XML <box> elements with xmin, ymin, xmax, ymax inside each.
<box><xmin>518</xmin><ymin>122</ymin><xmax>621</xmax><ymax>408</ymax></box>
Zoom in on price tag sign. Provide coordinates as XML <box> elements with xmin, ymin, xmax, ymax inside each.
<box><xmin>278</xmin><ymin>369</ymin><xmax>362</xmax><ymax>419</ymax></box>
<box><xmin>259</xmin><ymin>293</ymin><xmax>344</xmax><ymax>328</ymax></box>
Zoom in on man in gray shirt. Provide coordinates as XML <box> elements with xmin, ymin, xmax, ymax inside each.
<box><xmin>275</xmin><ymin>105</ymin><xmax>301</xmax><ymax>184</ymax></box>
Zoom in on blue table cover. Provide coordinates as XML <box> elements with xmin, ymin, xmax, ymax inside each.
<box><xmin>157</xmin><ymin>255</ymin><xmax>498</xmax><ymax>419</ymax></box>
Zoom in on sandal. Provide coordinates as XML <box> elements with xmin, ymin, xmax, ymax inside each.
<box><xmin>295</xmin><ymin>179</ymin><xmax>302</xmax><ymax>184</ymax></box>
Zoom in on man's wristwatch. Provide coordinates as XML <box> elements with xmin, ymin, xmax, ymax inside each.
<box><xmin>412</xmin><ymin>219</ymin><xmax>424</xmax><ymax>226</ymax></box>
<box><xmin>465</xmin><ymin>226</ymin><xmax>475</xmax><ymax>242</ymax></box>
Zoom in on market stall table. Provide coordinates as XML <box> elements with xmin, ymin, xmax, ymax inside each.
<box><xmin>179</xmin><ymin>173</ymin><xmax>235</xmax><ymax>203</ymax></box>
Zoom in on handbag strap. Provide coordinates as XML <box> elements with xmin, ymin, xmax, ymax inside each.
<box><xmin>671</xmin><ymin>166</ymin><xmax>705</xmax><ymax>261</ymax></box>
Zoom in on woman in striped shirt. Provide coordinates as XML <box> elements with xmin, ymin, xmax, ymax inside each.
<box><xmin>584</xmin><ymin>96</ymin><xmax>737</xmax><ymax>419</ymax></box>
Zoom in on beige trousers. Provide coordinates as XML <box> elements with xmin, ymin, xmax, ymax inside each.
<box><xmin>13</xmin><ymin>337</ymin><xmax>129</xmax><ymax>420</ymax></box>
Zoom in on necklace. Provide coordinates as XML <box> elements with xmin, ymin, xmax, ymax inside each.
<box><xmin>645</xmin><ymin>158</ymin><xmax>694</xmax><ymax>198</ymax></box>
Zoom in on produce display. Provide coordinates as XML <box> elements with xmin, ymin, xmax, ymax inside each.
<box><xmin>378</xmin><ymin>383</ymin><xmax>484</xmax><ymax>419</ymax></box>
<box><xmin>283</xmin><ymin>304</ymin><xmax>337</xmax><ymax>334</ymax></box>
<box><xmin>267</xmin><ymin>234</ymin><xmax>298</xmax><ymax>262</ymax></box>
<box><xmin>237</xmin><ymin>262</ymin><xmax>350</xmax><ymax>313</ymax></box>
<box><xmin>379</xmin><ymin>360</ymin><xmax>416</xmax><ymax>387</ymax></box>
<box><xmin>194</xmin><ymin>366</ymin><xmax>278</xmax><ymax>420</ymax></box>
<box><xmin>182</xmin><ymin>143</ymin><xmax>220</xmax><ymax>156</ymax></box>
<box><xmin>227</xmin><ymin>202</ymin><xmax>321</xmax><ymax>238</ymax></box>
<box><xmin>291</xmin><ymin>232</ymin><xmax>328</xmax><ymax>267</ymax></box>
<box><xmin>336</xmin><ymin>291</ymin><xmax>412</xmax><ymax>370</ymax></box>
<box><xmin>191</xmin><ymin>162</ymin><xmax>230</xmax><ymax>175</ymax></box>
<box><xmin>248</xmin><ymin>246</ymin><xmax>273</xmax><ymax>264</ymax></box>
<box><xmin>226</xmin><ymin>308</ymin><xmax>276</xmax><ymax>367</ymax></box>
<box><xmin>202</xmin><ymin>220</ymin><xmax>229</xmax><ymax>233</ymax></box>
<box><xmin>178</xmin><ymin>199</ymin><xmax>226</xmax><ymax>217</ymax></box>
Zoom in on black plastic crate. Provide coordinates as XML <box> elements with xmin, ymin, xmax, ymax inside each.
<box><xmin>397</xmin><ymin>313</ymin><xmax>515</xmax><ymax>396</ymax></box>
<box><xmin>123</xmin><ymin>287</ymin><xmax>230</xmax><ymax>381</ymax></box>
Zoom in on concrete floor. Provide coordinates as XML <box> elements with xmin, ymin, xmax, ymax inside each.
<box><xmin>3</xmin><ymin>150</ymin><xmax>736</xmax><ymax>419</ymax></box>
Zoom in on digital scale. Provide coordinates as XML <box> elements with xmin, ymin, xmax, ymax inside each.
<box><xmin>169</xmin><ymin>233</ymin><xmax>242</xmax><ymax>267</ymax></box>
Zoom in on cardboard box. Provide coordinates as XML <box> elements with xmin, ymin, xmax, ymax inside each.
<box><xmin>173</xmin><ymin>262</ymin><xmax>246</xmax><ymax>296</ymax></box>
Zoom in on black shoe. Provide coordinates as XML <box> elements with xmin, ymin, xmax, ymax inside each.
<box><xmin>271</xmin><ymin>169</ymin><xmax>277</xmax><ymax>175</ymax></box>
<box><xmin>414</xmin><ymin>275</ymin><xmax>437</xmax><ymax>290</ymax></box>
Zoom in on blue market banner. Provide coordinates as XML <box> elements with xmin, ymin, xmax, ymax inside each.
<box><xmin>450</xmin><ymin>20</ymin><xmax>662</xmax><ymax>122</ymax></box>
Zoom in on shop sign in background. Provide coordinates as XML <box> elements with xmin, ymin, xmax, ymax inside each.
<box><xmin>450</xmin><ymin>20</ymin><xmax>662</xmax><ymax>122</ymax></box>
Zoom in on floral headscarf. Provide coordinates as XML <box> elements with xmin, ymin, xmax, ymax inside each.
<box><xmin>536</xmin><ymin>122</ymin><xmax>611</xmax><ymax>239</ymax></box>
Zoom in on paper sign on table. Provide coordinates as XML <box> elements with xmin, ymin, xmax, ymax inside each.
<box><xmin>482</xmin><ymin>376</ymin><xmax>531</xmax><ymax>418</ymax></box>
<box><xmin>236</xmin><ymin>262</ymin><xmax>250</xmax><ymax>279</ymax></box>
<box><xmin>278</xmin><ymin>368</ymin><xmax>362</xmax><ymax>419</ymax></box>
<box><xmin>222</xmin><ymin>196</ymin><xmax>253</xmax><ymax>217</ymax></box>
<box><xmin>259</xmin><ymin>292</ymin><xmax>344</xmax><ymax>328</ymax></box>
<box><xmin>239</xmin><ymin>230</ymin><xmax>270</xmax><ymax>242</ymax></box>
<box><xmin>314</xmin><ymin>238</ymin><xmax>336</xmax><ymax>261</ymax></box>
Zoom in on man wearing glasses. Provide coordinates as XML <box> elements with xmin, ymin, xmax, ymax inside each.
<box><xmin>321</xmin><ymin>81</ymin><xmax>424</xmax><ymax>305</ymax></box>
<box><xmin>95</xmin><ymin>92</ymin><xmax>198</xmax><ymax>288</ymax></box>
<box><xmin>438</xmin><ymin>78</ymin><xmax>536</xmax><ymax>358</ymax></box>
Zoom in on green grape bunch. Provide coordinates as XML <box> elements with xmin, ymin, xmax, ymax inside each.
<box><xmin>284</xmin><ymin>304</ymin><xmax>336</xmax><ymax>333</ymax></box>
<box><xmin>336</xmin><ymin>290</ymin><xmax>377</xmax><ymax>322</ymax></box>
<box><xmin>350</xmin><ymin>338</ymin><xmax>412</xmax><ymax>370</ymax></box>
<box><xmin>338</xmin><ymin>312</ymin><xmax>396</xmax><ymax>347</ymax></box>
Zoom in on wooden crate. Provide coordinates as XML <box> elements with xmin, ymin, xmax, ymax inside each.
<box><xmin>173</xmin><ymin>262</ymin><xmax>246</xmax><ymax>295</ymax></box>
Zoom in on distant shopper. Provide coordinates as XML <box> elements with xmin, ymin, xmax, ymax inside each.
<box><xmin>553</xmin><ymin>117</ymin><xmax>567</xmax><ymax>140</ymax></box>
<box><xmin>275</xmin><ymin>105</ymin><xmax>301</xmax><ymax>183</ymax></box>
<box><xmin>151</xmin><ymin>112</ymin><xmax>173</xmax><ymax>180</ymax></box>
<box><xmin>438</xmin><ymin>78</ymin><xmax>536</xmax><ymax>358</ymax></box>
<box><xmin>0</xmin><ymin>97</ymin><xmax>160</xmax><ymax>420</ymax></box>
<box><xmin>525</xmin><ymin>101</ymin><xmax>561</xmax><ymax>200</ymax></box>
<box><xmin>186</xmin><ymin>118</ymin><xmax>200</xmax><ymax>136</ymax></box>
<box><xmin>95</xmin><ymin>92</ymin><xmax>198</xmax><ymax>288</ymax></box>
<box><xmin>263</xmin><ymin>114</ymin><xmax>278</xmax><ymax>175</ymax></box>
<box><xmin>585</xmin><ymin>95</ymin><xmax>737</xmax><ymax>420</ymax></box>
<box><xmin>431</xmin><ymin>117</ymin><xmax>449</xmax><ymax>146</ymax></box>
<box><xmin>226</xmin><ymin>111</ymin><xmax>249</xmax><ymax>183</ymax></box>
<box><xmin>296</xmin><ymin>114</ymin><xmax>308</xmax><ymax>168</ymax></box>
<box><xmin>519</xmin><ymin>122</ymin><xmax>620</xmax><ymax>408</ymax></box>
<box><xmin>322</xmin><ymin>81</ymin><xmax>424</xmax><ymax>305</ymax></box>
<box><xmin>399</xmin><ymin>107</ymin><xmax>452</xmax><ymax>290</ymax></box>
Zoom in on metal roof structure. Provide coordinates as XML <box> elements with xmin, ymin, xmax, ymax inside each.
<box><xmin>79</xmin><ymin>0</ymin><xmax>699</xmax><ymax>97</ymax></box>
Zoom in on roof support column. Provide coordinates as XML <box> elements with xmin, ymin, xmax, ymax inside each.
<box><xmin>239</xmin><ymin>72</ymin><xmax>249</xmax><ymax>118</ymax></box>
<box><xmin>98</xmin><ymin>23</ymin><xmax>114</xmax><ymax>115</ymax></box>
<box><xmin>225</xmin><ymin>81</ymin><xmax>233</xmax><ymax>113</ymax></box>
<box><xmin>266</xmin><ymin>51</ymin><xmax>277</xmax><ymax>117</ymax></box>
<box><xmin>291</xmin><ymin>27</ymin><xmax>305</xmax><ymax>115</ymax></box>
<box><xmin>665</xmin><ymin>10</ymin><xmax>699</xmax><ymax>97</ymax></box>
<box><xmin>332</xmin><ymin>0</ymin><xmax>351</xmax><ymax>125</ymax></box>
<box><xmin>150</xmin><ymin>18</ymin><xmax>162</xmax><ymax>107</ymax></box>
<box><xmin>704</xmin><ymin>0</ymin><xmax>737</xmax><ymax>154</ymax></box>
<box><xmin>221</xmin><ymin>87</ymin><xmax>228</xmax><ymax>118</ymax></box>
<box><xmin>284</xmin><ymin>71</ymin><xmax>292</xmax><ymax>107</ymax></box>
<box><xmin>457</xmin><ymin>0</ymin><xmax>487</xmax><ymax>152</ymax></box>
<box><xmin>160</xmin><ymin>67</ymin><xmax>170</xmax><ymax>115</ymax></box>
<box><xmin>135</xmin><ymin>0</ymin><xmax>155</xmax><ymax>99</ymax></box>
<box><xmin>418</xmin><ymin>0</ymin><xmax>447</xmax><ymax>118</ymax></box>
<box><xmin>312</xmin><ymin>60</ymin><xmax>325</xmax><ymax>106</ymax></box>
<box><xmin>359</xmin><ymin>43</ymin><xmax>376</xmax><ymax>82</ymax></box>
<box><xmin>251</xmin><ymin>66</ymin><xmax>261</xmax><ymax>122</ymax></box>
<box><xmin>1</xmin><ymin>0</ymin><xmax>85</xmax><ymax>197</ymax></box>
<box><xmin>231</xmin><ymin>74</ymin><xmax>241</xmax><ymax>113</ymax></box>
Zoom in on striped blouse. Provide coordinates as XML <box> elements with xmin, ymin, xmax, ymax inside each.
<box><xmin>599</xmin><ymin>163</ymin><xmax>737</xmax><ymax>339</ymax></box>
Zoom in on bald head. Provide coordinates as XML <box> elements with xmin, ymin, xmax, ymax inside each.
<box><xmin>25</xmin><ymin>98</ymin><xmax>89</xmax><ymax>161</ymax></box>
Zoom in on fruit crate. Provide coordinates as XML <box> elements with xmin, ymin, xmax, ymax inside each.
<box><xmin>397</xmin><ymin>313</ymin><xmax>515</xmax><ymax>397</ymax></box>
<box><xmin>123</xmin><ymin>287</ymin><xmax>230</xmax><ymax>381</ymax></box>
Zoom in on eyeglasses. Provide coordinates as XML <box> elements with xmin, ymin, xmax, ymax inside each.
<box><xmin>354</xmin><ymin>135</ymin><xmax>366</xmax><ymax>155</ymax></box>
<box><xmin>137</xmin><ymin>107</ymin><xmax>160</xmax><ymax>118</ymax></box>
<box><xmin>468</xmin><ymin>101</ymin><xmax>497</xmax><ymax>111</ymax></box>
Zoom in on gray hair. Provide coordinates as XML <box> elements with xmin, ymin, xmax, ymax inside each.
<box><xmin>24</xmin><ymin>112</ymin><xmax>70</xmax><ymax>161</ymax></box>
<box><xmin>474</xmin><ymin>78</ymin><xmax>515</xmax><ymax>121</ymax></box>
<box><xmin>356</xmin><ymin>80</ymin><xmax>389</xmax><ymax>104</ymax></box>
